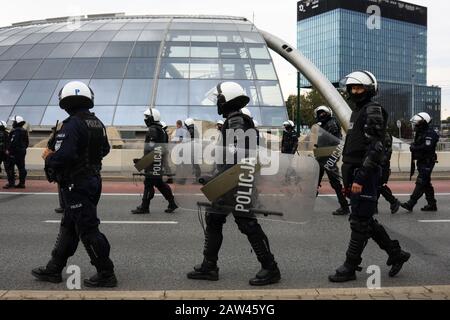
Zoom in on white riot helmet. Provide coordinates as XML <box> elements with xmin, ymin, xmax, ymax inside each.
<box><xmin>216</xmin><ymin>119</ymin><xmax>224</xmax><ymax>126</ymax></box>
<box><xmin>58</xmin><ymin>81</ymin><xmax>94</xmax><ymax>110</ymax></box>
<box><xmin>241</xmin><ymin>107</ymin><xmax>252</xmax><ymax>118</ymax></box>
<box><xmin>10</xmin><ymin>115</ymin><xmax>25</xmax><ymax>127</ymax></box>
<box><xmin>410</xmin><ymin>112</ymin><xmax>432</xmax><ymax>129</ymax></box>
<box><xmin>184</xmin><ymin>118</ymin><xmax>195</xmax><ymax>127</ymax></box>
<box><xmin>283</xmin><ymin>120</ymin><xmax>294</xmax><ymax>131</ymax></box>
<box><xmin>208</xmin><ymin>81</ymin><xmax>250</xmax><ymax>116</ymax></box>
<box><xmin>0</xmin><ymin>120</ymin><xmax>7</xmax><ymax>129</ymax></box>
<box><xmin>314</xmin><ymin>106</ymin><xmax>332</xmax><ymax>122</ymax></box>
<box><xmin>160</xmin><ymin>121</ymin><xmax>167</xmax><ymax>130</ymax></box>
<box><xmin>144</xmin><ymin>108</ymin><xmax>161</xmax><ymax>126</ymax></box>
<box><xmin>339</xmin><ymin>70</ymin><xmax>378</xmax><ymax>102</ymax></box>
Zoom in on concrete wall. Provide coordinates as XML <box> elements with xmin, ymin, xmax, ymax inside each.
<box><xmin>24</xmin><ymin>148</ymin><xmax>450</xmax><ymax>173</ymax></box>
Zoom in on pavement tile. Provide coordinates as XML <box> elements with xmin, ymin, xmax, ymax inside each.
<box><xmin>425</xmin><ymin>286</ymin><xmax>450</xmax><ymax>294</ymax></box>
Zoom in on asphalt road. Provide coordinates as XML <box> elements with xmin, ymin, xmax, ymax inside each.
<box><xmin>0</xmin><ymin>186</ymin><xmax>449</xmax><ymax>291</ymax></box>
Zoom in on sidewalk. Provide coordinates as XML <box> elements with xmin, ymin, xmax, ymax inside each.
<box><xmin>1</xmin><ymin>286</ymin><xmax>449</xmax><ymax>300</ymax></box>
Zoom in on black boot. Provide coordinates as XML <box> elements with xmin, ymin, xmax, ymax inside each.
<box><xmin>15</xmin><ymin>183</ymin><xmax>25</xmax><ymax>189</ymax></box>
<box><xmin>165</xmin><ymin>200</ymin><xmax>178</xmax><ymax>213</ymax></box>
<box><xmin>332</xmin><ymin>207</ymin><xmax>350</xmax><ymax>216</ymax></box>
<box><xmin>390</xmin><ymin>200</ymin><xmax>401</xmax><ymax>214</ymax></box>
<box><xmin>421</xmin><ymin>204</ymin><xmax>437</xmax><ymax>212</ymax></box>
<box><xmin>400</xmin><ymin>201</ymin><xmax>414</xmax><ymax>212</ymax></box>
<box><xmin>84</xmin><ymin>271</ymin><xmax>118</xmax><ymax>288</ymax></box>
<box><xmin>249</xmin><ymin>263</ymin><xmax>281</xmax><ymax>286</ymax></box>
<box><xmin>131</xmin><ymin>206</ymin><xmax>149</xmax><ymax>214</ymax></box>
<box><xmin>31</xmin><ymin>261</ymin><xmax>63</xmax><ymax>283</ymax></box>
<box><xmin>54</xmin><ymin>207</ymin><xmax>64</xmax><ymax>214</ymax></box>
<box><xmin>187</xmin><ymin>260</ymin><xmax>219</xmax><ymax>281</ymax></box>
<box><xmin>3</xmin><ymin>183</ymin><xmax>15</xmax><ymax>189</ymax></box>
<box><xmin>328</xmin><ymin>263</ymin><xmax>361</xmax><ymax>283</ymax></box>
<box><xmin>387</xmin><ymin>251</ymin><xmax>411</xmax><ymax>277</ymax></box>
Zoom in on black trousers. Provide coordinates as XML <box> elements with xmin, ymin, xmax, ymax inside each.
<box><xmin>49</xmin><ymin>175</ymin><xmax>114</xmax><ymax>273</ymax></box>
<box><xmin>408</xmin><ymin>160</ymin><xmax>436</xmax><ymax>206</ymax></box>
<box><xmin>317</xmin><ymin>158</ymin><xmax>348</xmax><ymax>209</ymax></box>
<box><xmin>5</xmin><ymin>152</ymin><xmax>27</xmax><ymax>185</ymax></box>
<box><xmin>378</xmin><ymin>166</ymin><xmax>397</xmax><ymax>205</ymax></box>
<box><xmin>141</xmin><ymin>175</ymin><xmax>174</xmax><ymax>209</ymax></box>
<box><xmin>340</xmin><ymin>163</ymin><xmax>403</xmax><ymax>269</ymax></box>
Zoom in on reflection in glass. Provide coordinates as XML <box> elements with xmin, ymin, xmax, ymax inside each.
<box><xmin>189</xmin><ymin>80</ymin><xmax>218</xmax><ymax>106</ymax></box>
<box><xmin>157</xmin><ymin>106</ymin><xmax>188</xmax><ymax>126</ymax></box>
<box><xmin>33</xmin><ymin>59</ymin><xmax>70</xmax><ymax>79</ymax></box>
<box><xmin>4</xmin><ymin>59</ymin><xmax>42</xmax><ymax>80</ymax></box>
<box><xmin>252</xmin><ymin>60</ymin><xmax>277</xmax><ymax>80</ymax></box>
<box><xmin>17</xmin><ymin>80</ymin><xmax>58</xmax><ymax>105</ymax></box>
<box><xmin>126</xmin><ymin>58</ymin><xmax>156</xmax><ymax>78</ymax></box>
<box><xmin>0</xmin><ymin>61</ymin><xmax>16</xmax><ymax>80</ymax></box>
<box><xmin>156</xmin><ymin>79</ymin><xmax>189</xmax><ymax>105</ymax></box>
<box><xmin>89</xmin><ymin>79</ymin><xmax>123</xmax><ymax>105</ymax></box>
<box><xmin>159</xmin><ymin>59</ymin><xmax>189</xmax><ymax>79</ymax></box>
<box><xmin>190</xmin><ymin>59</ymin><xmax>220</xmax><ymax>79</ymax></box>
<box><xmin>63</xmin><ymin>59</ymin><xmax>99</xmax><ymax>79</ymax></box>
<box><xmin>102</xmin><ymin>42</ymin><xmax>134</xmax><ymax>58</ymax></box>
<box><xmin>74</xmin><ymin>42</ymin><xmax>108</xmax><ymax>58</ymax></box>
<box><xmin>0</xmin><ymin>81</ymin><xmax>28</xmax><ymax>105</ymax></box>
<box><xmin>191</xmin><ymin>43</ymin><xmax>219</xmax><ymax>58</ymax></box>
<box><xmin>162</xmin><ymin>42</ymin><xmax>190</xmax><ymax>58</ymax></box>
<box><xmin>41</xmin><ymin>106</ymin><xmax>68</xmax><ymax>126</ymax></box>
<box><xmin>10</xmin><ymin>106</ymin><xmax>46</xmax><ymax>125</ymax></box>
<box><xmin>48</xmin><ymin>43</ymin><xmax>83</xmax><ymax>59</ymax></box>
<box><xmin>260</xmin><ymin>107</ymin><xmax>288</xmax><ymax>126</ymax></box>
<box><xmin>257</xmin><ymin>81</ymin><xmax>284</xmax><ymax>106</ymax></box>
<box><xmin>118</xmin><ymin>79</ymin><xmax>153</xmax><ymax>105</ymax></box>
<box><xmin>0</xmin><ymin>45</ymin><xmax>33</xmax><ymax>60</ymax></box>
<box><xmin>132</xmin><ymin>42</ymin><xmax>161</xmax><ymax>58</ymax></box>
<box><xmin>113</xmin><ymin>105</ymin><xmax>148</xmax><ymax>126</ymax></box>
<box><xmin>93</xmin><ymin>58</ymin><xmax>128</xmax><ymax>78</ymax></box>
<box><xmin>221</xmin><ymin>59</ymin><xmax>253</xmax><ymax>80</ymax></box>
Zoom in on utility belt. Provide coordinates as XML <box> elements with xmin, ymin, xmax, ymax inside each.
<box><xmin>414</xmin><ymin>154</ymin><xmax>438</xmax><ymax>165</ymax></box>
<box><xmin>46</xmin><ymin>164</ymin><xmax>101</xmax><ymax>185</ymax></box>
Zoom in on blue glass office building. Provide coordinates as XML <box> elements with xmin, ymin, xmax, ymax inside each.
<box><xmin>297</xmin><ymin>0</ymin><xmax>441</xmax><ymax>125</ymax></box>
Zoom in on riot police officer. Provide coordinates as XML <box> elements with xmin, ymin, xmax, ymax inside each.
<box><xmin>216</xmin><ymin>119</ymin><xmax>224</xmax><ymax>132</ymax></box>
<box><xmin>329</xmin><ymin>71</ymin><xmax>410</xmax><ymax>282</ymax></box>
<box><xmin>314</xmin><ymin>106</ymin><xmax>349</xmax><ymax>216</ymax></box>
<box><xmin>0</xmin><ymin>121</ymin><xmax>8</xmax><ymax>175</ymax></box>
<box><xmin>3</xmin><ymin>116</ymin><xmax>29</xmax><ymax>189</ymax></box>
<box><xmin>187</xmin><ymin>81</ymin><xmax>281</xmax><ymax>286</ymax></box>
<box><xmin>184</xmin><ymin>117</ymin><xmax>202</xmax><ymax>180</ymax></box>
<box><xmin>281</xmin><ymin>120</ymin><xmax>299</xmax><ymax>154</ymax></box>
<box><xmin>32</xmin><ymin>81</ymin><xmax>117</xmax><ymax>287</ymax></box>
<box><xmin>131</xmin><ymin>109</ymin><xmax>178</xmax><ymax>214</ymax></box>
<box><xmin>401</xmin><ymin>112</ymin><xmax>439</xmax><ymax>212</ymax></box>
<box><xmin>378</xmin><ymin>132</ymin><xmax>401</xmax><ymax>214</ymax></box>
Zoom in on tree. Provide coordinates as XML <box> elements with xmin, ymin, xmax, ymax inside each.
<box><xmin>285</xmin><ymin>88</ymin><xmax>328</xmax><ymax>127</ymax></box>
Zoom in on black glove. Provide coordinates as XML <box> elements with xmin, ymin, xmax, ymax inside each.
<box><xmin>133</xmin><ymin>158</ymin><xmax>140</xmax><ymax>164</ymax></box>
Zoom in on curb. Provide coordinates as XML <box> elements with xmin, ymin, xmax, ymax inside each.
<box><xmin>1</xmin><ymin>286</ymin><xmax>449</xmax><ymax>300</ymax></box>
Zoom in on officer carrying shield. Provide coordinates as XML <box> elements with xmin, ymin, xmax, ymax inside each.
<box><xmin>131</xmin><ymin>109</ymin><xmax>178</xmax><ymax>214</ymax></box>
<box><xmin>187</xmin><ymin>81</ymin><xmax>281</xmax><ymax>286</ymax></box>
<box><xmin>329</xmin><ymin>71</ymin><xmax>410</xmax><ymax>282</ymax></box>
<box><xmin>401</xmin><ymin>112</ymin><xmax>439</xmax><ymax>212</ymax></box>
<box><xmin>32</xmin><ymin>81</ymin><xmax>117</xmax><ymax>287</ymax></box>
<box><xmin>314</xmin><ymin>106</ymin><xmax>349</xmax><ymax>216</ymax></box>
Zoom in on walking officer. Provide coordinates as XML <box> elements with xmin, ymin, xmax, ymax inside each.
<box><xmin>329</xmin><ymin>71</ymin><xmax>410</xmax><ymax>282</ymax></box>
<box><xmin>401</xmin><ymin>112</ymin><xmax>439</xmax><ymax>212</ymax></box>
<box><xmin>32</xmin><ymin>81</ymin><xmax>117</xmax><ymax>287</ymax></box>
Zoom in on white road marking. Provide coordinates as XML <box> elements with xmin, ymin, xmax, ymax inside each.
<box><xmin>43</xmin><ymin>220</ymin><xmax>178</xmax><ymax>225</ymax></box>
<box><xmin>418</xmin><ymin>220</ymin><xmax>450</xmax><ymax>223</ymax></box>
<box><xmin>3</xmin><ymin>192</ymin><xmax>450</xmax><ymax>197</ymax></box>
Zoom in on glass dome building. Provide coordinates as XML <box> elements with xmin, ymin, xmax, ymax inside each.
<box><xmin>0</xmin><ymin>14</ymin><xmax>288</xmax><ymax>128</ymax></box>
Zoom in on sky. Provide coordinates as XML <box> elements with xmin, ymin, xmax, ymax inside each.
<box><xmin>0</xmin><ymin>0</ymin><xmax>449</xmax><ymax>119</ymax></box>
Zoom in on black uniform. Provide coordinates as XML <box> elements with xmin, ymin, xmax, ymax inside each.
<box><xmin>36</xmin><ymin>109</ymin><xmax>115</xmax><ymax>281</ymax></box>
<box><xmin>330</xmin><ymin>98</ymin><xmax>410</xmax><ymax>281</ymax></box>
<box><xmin>186</xmin><ymin>124</ymin><xmax>202</xmax><ymax>179</ymax></box>
<box><xmin>281</xmin><ymin>129</ymin><xmax>299</xmax><ymax>154</ymax></box>
<box><xmin>5</xmin><ymin>126</ymin><xmax>29</xmax><ymax>187</ymax></box>
<box><xmin>0</xmin><ymin>127</ymin><xmax>8</xmax><ymax>173</ymax></box>
<box><xmin>377</xmin><ymin>132</ymin><xmax>400</xmax><ymax>212</ymax></box>
<box><xmin>403</xmin><ymin>125</ymin><xmax>439</xmax><ymax>211</ymax></box>
<box><xmin>189</xmin><ymin>110</ymin><xmax>280</xmax><ymax>285</ymax></box>
<box><xmin>315</xmin><ymin>116</ymin><xmax>349</xmax><ymax>212</ymax></box>
<box><xmin>137</xmin><ymin>123</ymin><xmax>176</xmax><ymax>212</ymax></box>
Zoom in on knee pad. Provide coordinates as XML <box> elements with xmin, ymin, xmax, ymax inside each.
<box><xmin>236</xmin><ymin>218</ymin><xmax>262</xmax><ymax>236</ymax></box>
